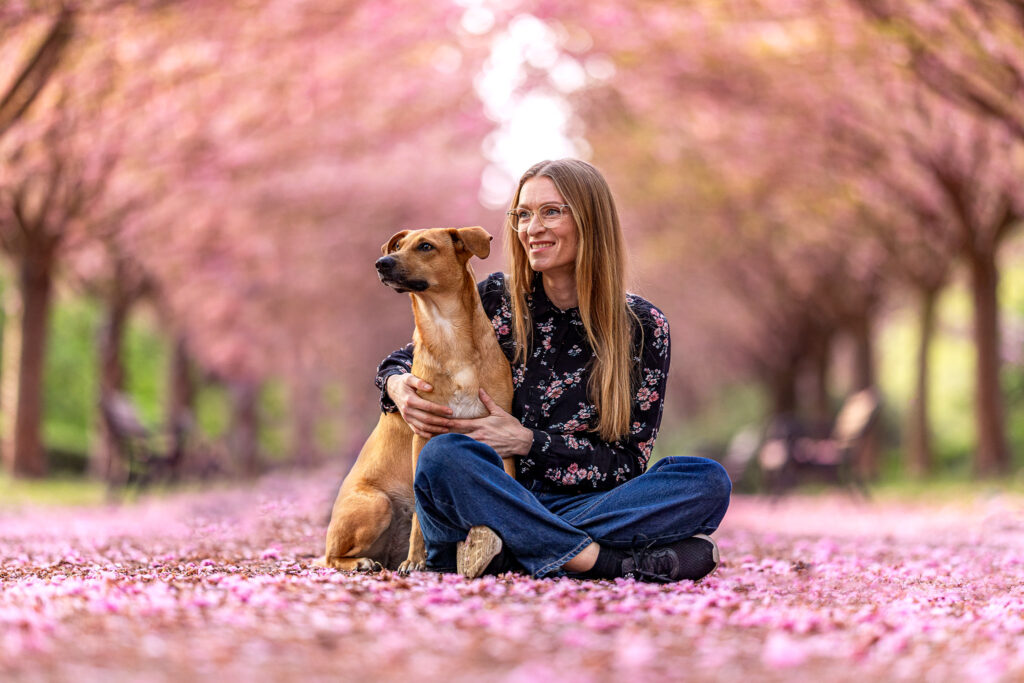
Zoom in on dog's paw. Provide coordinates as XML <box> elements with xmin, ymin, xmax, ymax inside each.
<box><xmin>317</xmin><ymin>556</ymin><xmax>383</xmax><ymax>572</ymax></box>
<box><xmin>396</xmin><ymin>559</ymin><xmax>426</xmax><ymax>575</ymax></box>
<box><xmin>357</xmin><ymin>558</ymin><xmax>384</xmax><ymax>572</ymax></box>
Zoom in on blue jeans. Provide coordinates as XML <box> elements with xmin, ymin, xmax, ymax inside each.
<box><xmin>414</xmin><ymin>433</ymin><xmax>732</xmax><ymax>578</ymax></box>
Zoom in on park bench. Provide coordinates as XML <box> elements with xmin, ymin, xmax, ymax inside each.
<box><xmin>725</xmin><ymin>389</ymin><xmax>878</xmax><ymax>496</ymax></box>
<box><xmin>758</xmin><ymin>389</ymin><xmax>878</xmax><ymax>497</ymax></box>
<box><xmin>100</xmin><ymin>392</ymin><xmax>183</xmax><ymax>486</ymax></box>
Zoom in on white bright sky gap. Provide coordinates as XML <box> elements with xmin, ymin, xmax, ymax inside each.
<box><xmin>455</xmin><ymin>1</ymin><xmax>600</xmax><ymax>209</ymax></box>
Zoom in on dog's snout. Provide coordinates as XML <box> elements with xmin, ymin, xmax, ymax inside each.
<box><xmin>376</xmin><ymin>256</ymin><xmax>396</xmax><ymax>273</ymax></box>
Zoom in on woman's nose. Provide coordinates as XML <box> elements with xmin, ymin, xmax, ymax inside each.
<box><xmin>525</xmin><ymin>216</ymin><xmax>547</xmax><ymax>234</ymax></box>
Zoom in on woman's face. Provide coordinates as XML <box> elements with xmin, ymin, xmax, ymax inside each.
<box><xmin>516</xmin><ymin>176</ymin><xmax>579</xmax><ymax>279</ymax></box>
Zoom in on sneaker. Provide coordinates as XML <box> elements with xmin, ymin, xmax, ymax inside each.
<box><xmin>620</xmin><ymin>534</ymin><xmax>720</xmax><ymax>583</ymax></box>
<box><xmin>457</xmin><ymin>526</ymin><xmax>509</xmax><ymax>579</ymax></box>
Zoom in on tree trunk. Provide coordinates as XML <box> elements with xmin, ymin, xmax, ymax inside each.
<box><xmin>804</xmin><ymin>330</ymin><xmax>832</xmax><ymax>426</ymax></box>
<box><xmin>849</xmin><ymin>312</ymin><xmax>879</xmax><ymax>478</ymax></box>
<box><xmin>229</xmin><ymin>380</ymin><xmax>260</xmax><ymax>477</ymax></box>
<box><xmin>290</xmin><ymin>375</ymin><xmax>320</xmax><ymax>468</ymax></box>
<box><xmin>968</xmin><ymin>250</ymin><xmax>1010</xmax><ymax>476</ymax></box>
<box><xmin>93</xmin><ymin>292</ymin><xmax>131</xmax><ymax>483</ymax></box>
<box><xmin>851</xmin><ymin>314</ymin><xmax>875</xmax><ymax>392</ymax></box>
<box><xmin>166</xmin><ymin>336</ymin><xmax>196</xmax><ymax>472</ymax></box>
<box><xmin>1</xmin><ymin>251</ymin><xmax>55</xmax><ymax>477</ymax></box>
<box><xmin>1</xmin><ymin>279</ymin><xmax>21</xmax><ymax>470</ymax></box>
<box><xmin>768</xmin><ymin>360</ymin><xmax>799</xmax><ymax>417</ymax></box>
<box><xmin>906</xmin><ymin>285</ymin><xmax>938</xmax><ymax>478</ymax></box>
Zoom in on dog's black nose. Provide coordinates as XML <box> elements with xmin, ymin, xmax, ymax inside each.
<box><xmin>375</xmin><ymin>256</ymin><xmax>396</xmax><ymax>273</ymax></box>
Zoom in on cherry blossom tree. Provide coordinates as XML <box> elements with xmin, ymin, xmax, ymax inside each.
<box><xmin>2</xmin><ymin>0</ymin><xmax>499</xmax><ymax>478</ymax></box>
<box><xmin>520</xmin><ymin>0</ymin><xmax>1022</xmax><ymax>476</ymax></box>
<box><xmin>105</xmin><ymin>0</ymin><xmax>499</xmax><ymax>471</ymax></box>
<box><xmin>808</xmin><ymin>20</ymin><xmax>1024</xmax><ymax>476</ymax></box>
<box><xmin>853</xmin><ymin>0</ymin><xmax>1024</xmax><ymax>142</ymax></box>
<box><xmin>0</xmin><ymin>14</ymin><xmax>124</xmax><ymax>476</ymax></box>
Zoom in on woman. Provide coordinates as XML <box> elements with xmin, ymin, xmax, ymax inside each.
<box><xmin>376</xmin><ymin>159</ymin><xmax>731</xmax><ymax>582</ymax></box>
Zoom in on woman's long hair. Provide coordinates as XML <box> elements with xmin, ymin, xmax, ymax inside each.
<box><xmin>505</xmin><ymin>159</ymin><xmax>637</xmax><ymax>442</ymax></box>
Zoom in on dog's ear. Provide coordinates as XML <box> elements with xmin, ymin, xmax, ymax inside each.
<box><xmin>382</xmin><ymin>230</ymin><xmax>411</xmax><ymax>255</ymax></box>
<box><xmin>449</xmin><ymin>226</ymin><xmax>492</xmax><ymax>261</ymax></box>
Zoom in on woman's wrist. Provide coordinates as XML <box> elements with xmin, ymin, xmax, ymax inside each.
<box><xmin>386</xmin><ymin>373</ymin><xmax>406</xmax><ymax>400</ymax></box>
<box><xmin>516</xmin><ymin>425</ymin><xmax>534</xmax><ymax>456</ymax></box>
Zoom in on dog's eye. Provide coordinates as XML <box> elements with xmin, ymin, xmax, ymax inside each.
<box><xmin>418</xmin><ymin>242</ymin><xmax>434</xmax><ymax>252</ymax></box>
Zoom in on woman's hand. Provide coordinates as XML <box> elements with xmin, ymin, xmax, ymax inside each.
<box><xmin>449</xmin><ymin>389</ymin><xmax>533</xmax><ymax>459</ymax></box>
<box><xmin>386</xmin><ymin>373</ymin><xmax>452</xmax><ymax>439</ymax></box>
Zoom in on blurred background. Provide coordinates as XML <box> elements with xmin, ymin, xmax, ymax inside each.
<box><xmin>1</xmin><ymin>0</ymin><xmax>1023</xmax><ymax>497</ymax></box>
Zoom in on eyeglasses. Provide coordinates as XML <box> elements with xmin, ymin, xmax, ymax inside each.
<box><xmin>506</xmin><ymin>203</ymin><xmax>571</xmax><ymax>232</ymax></box>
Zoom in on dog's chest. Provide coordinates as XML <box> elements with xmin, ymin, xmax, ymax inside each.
<box><xmin>447</xmin><ymin>367</ymin><xmax>487</xmax><ymax>419</ymax></box>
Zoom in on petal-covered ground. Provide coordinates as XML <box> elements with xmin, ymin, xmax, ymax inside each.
<box><xmin>2</xmin><ymin>472</ymin><xmax>1024</xmax><ymax>682</ymax></box>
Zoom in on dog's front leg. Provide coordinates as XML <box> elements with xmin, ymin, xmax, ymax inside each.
<box><xmin>397</xmin><ymin>436</ymin><xmax>429</xmax><ymax>575</ymax></box>
<box><xmin>397</xmin><ymin>510</ymin><xmax>428</xmax><ymax>575</ymax></box>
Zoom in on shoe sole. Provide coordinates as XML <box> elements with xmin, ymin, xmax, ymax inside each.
<box><xmin>456</xmin><ymin>526</ymin><xmax>503</xmax><ymax>579</ymax></box>
<box><xmin>692</xmin><ymin>533</ymin><xmax>720</xmax><ymax>577</ymax></box>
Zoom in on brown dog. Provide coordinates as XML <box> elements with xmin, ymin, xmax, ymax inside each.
<box><xmin>317</xmin><ymin>226</ymin><xmax>514</xmax><ymax>573</ymax></box>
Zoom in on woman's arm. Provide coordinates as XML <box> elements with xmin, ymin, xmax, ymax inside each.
<box><xmin>374</xmin><ymin>344</ymin><xmax>453</xmax><ymax>437</ymax></box>
<box><xmin>375</xmin><ymin>343</ymin><xmax>414</xmax><ymax>413</ymax></box>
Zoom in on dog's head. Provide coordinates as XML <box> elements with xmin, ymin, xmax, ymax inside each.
<box><xmin>376</xmin><ymin>226</ymin><xmax>492</xmax><ymax>294</ymax></box>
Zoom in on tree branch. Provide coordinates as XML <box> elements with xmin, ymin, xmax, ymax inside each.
<box><xmin>0</xmin><ymin>7</ymin><xmax>75</xmax><ymax>137</ymax></box>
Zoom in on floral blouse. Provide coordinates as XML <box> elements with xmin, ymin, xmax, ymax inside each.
<box><xmin>375</xmin><ymin>272</ymin><xmax>671</xmax><ymax>494</ymax></box>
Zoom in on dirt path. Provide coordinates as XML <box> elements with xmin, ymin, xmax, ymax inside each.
<box><xmin>2</xmin><ymin>472</ymin><xmax>1023</xmax><ymax>682</ymax></box>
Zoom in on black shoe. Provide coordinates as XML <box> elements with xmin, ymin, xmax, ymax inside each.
<box><xmin>456</xmin><ymin>526</ymin><xmax>521</xmax><ymax>578</ymax></box>
<box><xmin>621</xmin><ymin>534</ymin><xmax>720</xmax><ymax>583</ymax></box>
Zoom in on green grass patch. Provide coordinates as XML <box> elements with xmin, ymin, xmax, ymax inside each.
<box><xmin>0</xmin><ymin>474</ymin><xmax>107</xmax><ymax>507</ymax></box>
<box><xmin>877</xmin><ymin>284</ymin><xmax>977</xmax><ymax>469</ymax></box>
<box><xmin>260</xmin><ymin>379</ymin><xmax>289</xmax><ymax>461</ymax></box>
<box><xmin>866</xmin><ymin>470</ymin><xmax>1024</xmax><ymax>504</ymax></box>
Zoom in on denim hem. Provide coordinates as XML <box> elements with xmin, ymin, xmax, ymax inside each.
<box><xmin>426</xmin><ymin>566</ymin><xmax>456</xmax><ymax>574</ymax></box>
<box><xmin>535</xmin><ymin>537</ymin><xmax>594</xmax><ymax>578</ymax></box>
<box><xmin>597</xmin><ymin>528</ymin><xmax>719</xmax><ymax>551</ymax></box>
